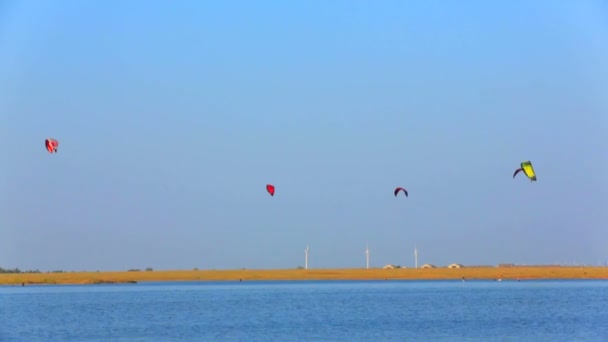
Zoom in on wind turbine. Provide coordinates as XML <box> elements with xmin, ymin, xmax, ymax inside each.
<box><xmin>365</xmin><ymin>244</ymin><xmax>370</xmax><ymax>269</ymax></box>
<box><xmin>305</xmin><ymin>244</ymin><xmax>309</xmax><ymax>270</ymax></box>
<box><xmin>414</xmin><ymin>246</ymin><xmax>418</xmax><ymax>269</ymax></box>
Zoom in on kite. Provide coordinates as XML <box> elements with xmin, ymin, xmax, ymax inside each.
<box><xmin>394</xmin><ymin>187</ymin><xmax>408</xmax><ymax>197</ymax></box>
<box><xmin>45</xmin><ymin>138</ymin><xmax>59</xmax><ymax>153</ymax></box>
<box><xmin>513</xmin><ymin>161</ymin><xmax>536</xmax><ymax>181</ymax></box>
<box><xmin>266</xmin><ymin>184</ymin><xmax>275</xmax><ymax>196</ymax></box>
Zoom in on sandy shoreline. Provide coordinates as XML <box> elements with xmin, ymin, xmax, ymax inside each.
<box><xmin>1</xmin><ymin>267</ymin><xmax>608</xmax><ymax>285</ymax></box>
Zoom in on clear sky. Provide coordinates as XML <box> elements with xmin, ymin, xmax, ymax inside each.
<box><xmin>1</xmin><ymin>1</ymin><xmax>607</xmax><ymax>271</ymax></box>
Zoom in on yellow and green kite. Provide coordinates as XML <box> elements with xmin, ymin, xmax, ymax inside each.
<box><xmin>513</xmin><ymin>160</ymin><xmax>536</xmax><ymax>181</ymax></box>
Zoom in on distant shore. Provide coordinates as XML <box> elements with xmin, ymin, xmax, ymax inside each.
<box><xmin>1</xmin><ymin>267</ymin><xmax>607</xmax><ymax>285</ymax></box>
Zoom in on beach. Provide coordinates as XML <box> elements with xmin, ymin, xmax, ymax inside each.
<box><xmin>2</xmin><ymin>266</ymin><xmax>607</xmax><ymax>285</ymax></box>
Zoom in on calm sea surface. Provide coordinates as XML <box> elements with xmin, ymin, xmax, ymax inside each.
<box><xmin>1</xmin><ymin>280</ymin><xmax>607</xmax><ymax>341</ymax></box>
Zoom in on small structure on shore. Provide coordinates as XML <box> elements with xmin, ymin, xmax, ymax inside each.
<box><xmin>448</xmin><ymin>263</ymin><xmax>464</xmax><ymax>269</ymax></box>
<box><xmin>421</xmin><ymin>264</ymin><xmax>436</xmax><ymax>269</ymax></box>
<box><xmin>383</xmin><ymin>264</ymin><xmax>400</xmax><ymax>269</ymax></box>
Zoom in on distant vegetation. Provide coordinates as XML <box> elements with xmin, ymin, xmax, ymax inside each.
<box><xmin>127</xmin><ymin>268</ymin><xmax>154</xmax><ymax>272</ymax></box>
<box><xmin>1</xmin><ymin>266</ymin><xmax>156</xmax><ymax>274</ymax></box>
<box><xmin>0</xmin><ymin>267</ymin><xmax>42</xmax><ymax>274</ymax></box>
<box><xmin>0</xmin><ymin>267</ymin><xmax>84</xmax><ymax>274</ymax></box>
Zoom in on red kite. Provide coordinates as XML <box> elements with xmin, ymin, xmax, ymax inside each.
<box><xmin>266</xmin><ymin>184</ymin><xmax>275</xmax><ymax>196</ymax></box>
<box><xmin>45</xmin><ymin>138</ymin><xmax>59</xmax><ymax>153</ymax></box>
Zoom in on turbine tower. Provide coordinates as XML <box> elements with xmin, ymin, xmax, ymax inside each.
<box><xmin>414</xmin><ymin>246</ymin><xmax>418</xmax><ymax>269</ymax></box>
<box><xmin>365</xmin><ymin>244</ymin><xmax>370</xmax><ymax>269</ymax></box>
<box><xmin>305</xmin><ymin>244</ymin><xmax>309</xmax><ymax>270</ymax></box>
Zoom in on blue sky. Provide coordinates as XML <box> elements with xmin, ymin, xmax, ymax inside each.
<box><xmin>1</xmin><ymin>1</ymin><xmax>607</xmax><ymax>271</ymax></box>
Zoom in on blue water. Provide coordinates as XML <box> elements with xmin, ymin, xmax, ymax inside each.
<box><xmin>1</xmin><ymin>280</ymin><xmax>607</xmax><ymax>341</ymax></box>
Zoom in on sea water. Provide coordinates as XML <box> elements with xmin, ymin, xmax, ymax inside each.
<box><xmin>1</xmin><ymin>280</ymin><xmax>607</xmax><ymax>341</ymax></box>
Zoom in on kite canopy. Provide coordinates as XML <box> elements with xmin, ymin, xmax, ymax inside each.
<box><xmin>513</xmin><ymin>160</ymin><xmax>536</xmax><ymax>181</ymax></box>
<box><xmin>45</xmin><ymin>138</ymin><xmax>59</xmax><ymax>153</ymax></box>
<box><xmin>266</xmin><ymin>184</ymin><xmax>275</xmax><ymax>196</ymax></box>
<box><xmin>394</xmin><ymin>187</ymin><xmax>408</xmax><ymax>197</ymax></box>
